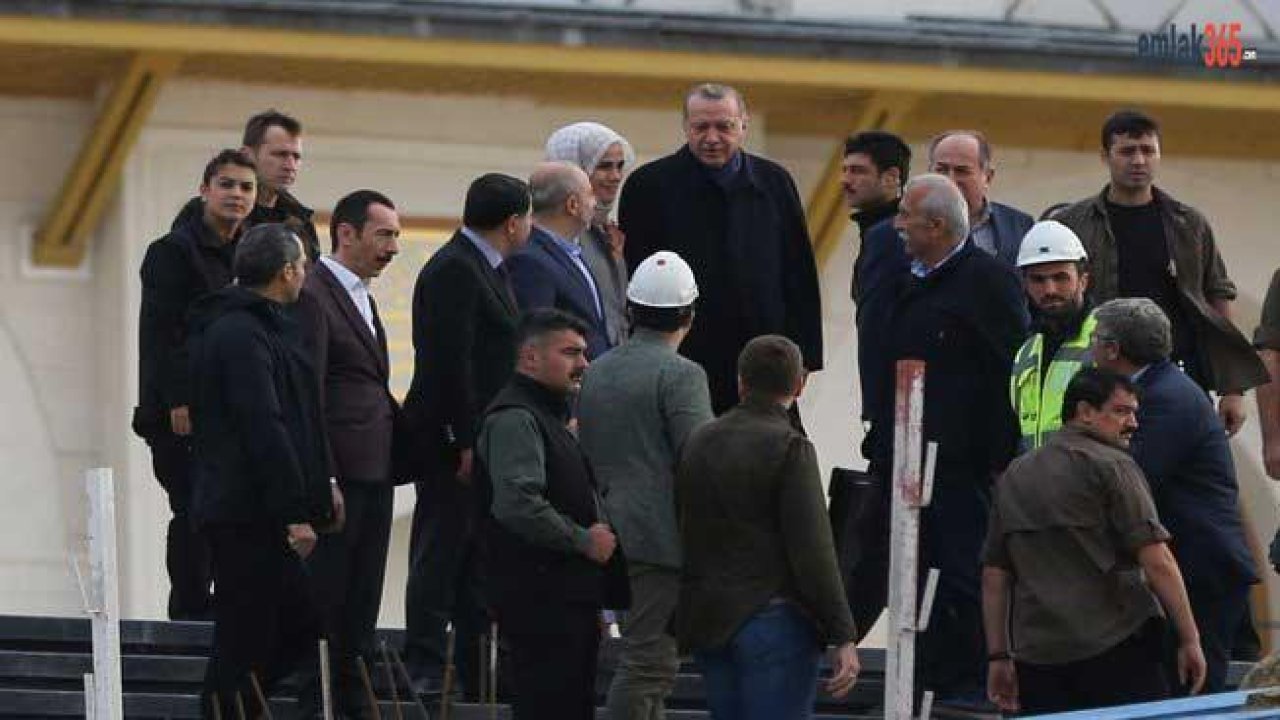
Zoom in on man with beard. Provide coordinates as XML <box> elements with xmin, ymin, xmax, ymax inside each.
<box><xmin>983</xmin><ymin>368</ymin><xmax>1205</xmax><ymax>715</ymax></box>
<box><xmin>1009</xmin><ymin>220</ymin><xmax>1094</xmax><ymax>452</ymax></box>
<box><xmin>134</xmin><ymin>148</ymin><xmax>257</xmax><ymax>620</ymax></box>
<box><xmin>476</xmin><ymin>309</ymin><xmax>627</xmax><ymax>720</ymax></box>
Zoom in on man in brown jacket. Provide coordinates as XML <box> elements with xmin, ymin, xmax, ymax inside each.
<box><xmin>1055</xmin><ymin>110</ymin><xmax>1266</xmax><ymax>435</ymax></box>
<box><xmin>675</xmin><ymin>335</ymin><xmax>859</xmax><ymax>719</ymax></box>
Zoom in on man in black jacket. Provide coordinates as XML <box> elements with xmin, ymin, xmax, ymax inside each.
<box><xmin>619</xmin><ymin>83</ymin><xmax>822</xmax><ymax>414</ymax></box>
<box><xmin>188</xmin><ymin>224</ymin><xmax>339</xmax><ymax>718</ymax></box>
<box><xmin>841</xmin><ymin>131</ymin><xmax>911</xmax><ymax>640</ymax></box>
<box><xmin>133</xmin><ymin>148</ymin><xmax>256</xmax><ymax>620</ymax></box>
<box><xmin>242</xmin><ymin>110</ymin><xmax>322</xmax><ymax>263</ymax></box>
<box><xmin>401</xmin><ymin>173</ymin><xmax>532</xmax><ymax>697</ymax></box>
<box><xmin>477</xmin><ymin>309</ymin><xmax>626</xmax><ymax>720</ymax></box>
<box><xmin>867</xmin><ymin>174</ymin><xmax>1028</xmax><ymax>706</ymax></box>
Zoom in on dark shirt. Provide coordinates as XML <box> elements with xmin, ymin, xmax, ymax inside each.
<box><xmin>983</xmin><ymin>426</ymin><xmax>1169</xmax><ymax>664</ymax></box>
<box><xmin>1033</xmin><ymin>303</ymin><xmax>1092</xmax><ymax>379</ymax></box>
<box><xmin>1107</xmin><ymin>200</ymin><xmax>1193</xmax><ymax>360</ymax></box>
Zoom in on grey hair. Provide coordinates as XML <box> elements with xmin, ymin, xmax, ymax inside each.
<box><xmin>683</xmin><ymin>83</ymin><xmax>748</xmax><ymax>120</ymax></box>
<box><xmin>234</xmin><ymin>223</ymin><xmax>302</xmax><ymax>288</ymax></box>
<box><xmin>1094</xmin><ymin>298</ymin><xmax>1172</xmax><ymax>365</ymax></box>
<box><xmin>530</xmin><ymin>162</ymin><xmax>585</xmax><ymax>215</ymax></box>
<box><xmin>903</xmin><ymin>173</ymin><xmax>970</xmax><ymax>240</ymax></box>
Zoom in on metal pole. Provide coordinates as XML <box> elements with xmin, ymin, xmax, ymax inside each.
<box><xmin>86</xmin><ymin>468</ymin><xmax>123</xmax><ymax>720</ymax></box>
<box><xmin>885</xmin><ymin>361</ymin><xmax>925</xmax><ymax>719</ymax></box>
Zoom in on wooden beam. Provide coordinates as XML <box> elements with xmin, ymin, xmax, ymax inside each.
<box><xmin>33</xmin><ymin>52</ymin><xmax>178</xmax><ymax>267</ymax></box>
<box><xmin>2</xmin><ymin>16</ymin><xmax>1280</xmax><ymax>112</ymax></box>
<box><xmin>807</xmin><ymin>92</ymin><xmax>920</xmax><ymax>266</ymax></box>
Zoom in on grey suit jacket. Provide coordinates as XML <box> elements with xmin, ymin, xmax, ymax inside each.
<box><xmin>577</xmin><ymin>330</ymin><xmax>713</xmax><ymax>568</ymax></box>
<box><xmin>580</xmin><ymin>225</ymin><xmax>629</xmax><ymax>347</ymax></box>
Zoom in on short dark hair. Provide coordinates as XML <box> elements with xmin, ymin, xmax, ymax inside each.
<box><xmin>242</xmin><ymin>110</ymin><xmax>302</xmax><ymax>148</ymax></box>
<box><xmin>330</xmin><ymin>189</ymin><xmax>396</xmax><ymax>253</ymax></box>
<box><xmin>516</xmin><ymin>308</ymin><xmax>589</xmax><ymax>347</ymax></box>
<box><xmin>234</xmin><ymin>223</ymin><xmax>303</xmax><ymax>288</ymax></box>
<box><xmin>844</xmin><ymin>131</ymin><xmax>911</xmax><ymax>182</ymax></box>
<box><xmin>463</xmin><ymin>173</ymin><xmax>531</xmax><ymax>232</ymax></box>
<box><xmin>929</xmin><ymin>129</ymin><xmax>992</xmax><ymax>168</ymax></box>
<box><xmin>1062</xmin><ymin>367</ymin><xmax>1138</xmax><ymax>422</ymax></box>
<box><xmin>201</xmin><ymin>149</ymin><xmax>257</xmax><ymax>186</ymax></box>
<box><xmin>738</xmin><ymin>334</ymin><xmax>803</xmax><ymax>399</ymax></box>
<box><xmin>1101</xmin><ymin>110</ymin><xmax>1160</xmax><ymax>151</ymax></box>
<box><xmin>628</xmin><ymin>302</ymin><xmax>695</xmax><ymax>333</ymax></box>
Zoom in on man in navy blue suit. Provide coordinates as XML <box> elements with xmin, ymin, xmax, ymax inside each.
<box><xmin>1091</xmin><ymin>297</ymin><xmax>1259</xmax><ymax>693</ymax></box>
<box><xmin>929</xmin><ymin>130</ymin><xmax>1034</xmax><ymax>269</ymax></box>
<box><xmin>509</xmin><ymin>162</ymin><xmax>613</xmax><ymax>359</ymax></box>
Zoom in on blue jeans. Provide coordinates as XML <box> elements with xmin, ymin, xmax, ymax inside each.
<box><xmin>694</xmin><ymin>603</ymin><xmax>822</xmax><ymax>720</ymax></box>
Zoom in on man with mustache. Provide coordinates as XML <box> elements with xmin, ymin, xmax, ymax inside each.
<box><xmin>294</xmin><ymin>190</ymin><xmax>403</xmax><ymax>718</ymax></box>
<box><xmin>242</xmin><ymin>110</ymin><xmax>322</xmax><ymax>263</ymax></box>
<box><xmin>620</xmin><ymin>83</ymin><xmax>822</xmax><ymax>415</ymax></box>
<box><xmin>476</xmin><ymin>309</ymin><xmax>628</xmax><ymax>720</ymax></box>
<box><xmin>1056</xmin><ymin>110</ymin><xmax>1266</xmax><ymax>436</ymax></box>
<box><xmin>983</xmin><ymin>367</ymin><xmax>1206</xmax><ymax>715</ymax></box>
<box><xmin>1009</xmin><ymin>220</ymin><xmax>1094</xmax><ymax>453</ymax></box>
<box><xmin>1090</xmin><ymin>298</ymin><xmax>1257</xmax><ymax>694</ymax></box>
<box><xmin>134</xmin><ymin>148</ymin><xmax>257</xmax><ymax>621</ymax></box>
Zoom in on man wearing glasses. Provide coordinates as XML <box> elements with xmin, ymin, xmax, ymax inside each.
<box><xmin>619</xmin><ymin>83</ymin><xmax>823</xmax><ymax>417</ymax></box>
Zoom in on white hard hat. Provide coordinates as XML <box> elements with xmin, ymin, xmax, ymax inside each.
<box><xmin>627</xmin><ymin>251</ymin><xmax>699</xmax><ymax>308</ymax></box>
<box><xmin>1016</xmin><ymin>220</ymin><xmax>1089</xmax><ymax>268</ymax></box>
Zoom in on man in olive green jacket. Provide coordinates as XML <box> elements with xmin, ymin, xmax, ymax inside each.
<box><xmin>675</xmin><ymin>335</ymin><xmax>859</xmax><ymax>719</ymax></box>
<box><xmin>1055</xmin><ymin>109</ymin><xmax>1266</xmax><ymax>435</ymax></box>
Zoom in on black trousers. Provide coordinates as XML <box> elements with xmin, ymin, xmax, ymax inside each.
<box><xmin>145</xmin><ymin>430</ymin><xmax>213</xmax><ymax>620</ymax></box>
<box><xmin>1175</xmin><ymin>582</ymin><xmax>1251</xmax><ymax>695</ymax></box>
<box><xmin>1017</xmin><ymin>618</ymin><xmax>1169</xmax><ymax>715</ymax></box>
<box><xmin>505</xmin><ymin>605</ymin><xmax>601</xmax><ymax>720</ymax></box>
<box><xmin>841</xmin><ymin>461</ymin><xmax>989</xmax><ymax>697</ymax></box>
<box><xmin>404</xmin><ymin>476</ymin><xmax>485</xmax><ymax>693</ymax></box>
<box><xmin>298</xmin><ymin>481</ymin><xmax>395</xmax><ymax>718</ymax></box>
<box><xmin>202</xmin><ymin>523</ymin><xmax>320</xmax><ymax>719</ymax></box>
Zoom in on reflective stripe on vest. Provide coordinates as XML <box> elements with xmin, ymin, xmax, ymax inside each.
<box><xmin>1010</xmin><ymin>311</ymin><xmax>1098</xmax><ymax>453</ymax></box>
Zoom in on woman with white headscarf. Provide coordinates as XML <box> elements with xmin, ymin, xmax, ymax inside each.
<box><xmin>545</xmin><ymin>121</ymin><xmax>636</xmax><ymax>346</ymax></box>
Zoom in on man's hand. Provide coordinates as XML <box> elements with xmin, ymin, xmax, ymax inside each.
<box><xmin>987</xmin><ymin>659</ymin><xmax>1019</xmax><ymax>713</ymax></box>
<box><xmin>286</xmin><ymin>523</ymin><xmax>318</xmax><ymax>559</ymax></box>
<box><xmin>584</xmin><ymin>523</ymin><xmax>617</xmax><ymax>565</ymax></box>
<box><xmin>169</xmin><ymin>406</ymin><xmax>192</xmax><ymax>436</ymax></box>
<box><xmin>824</xmin><ymin>642</ymin><xmax>860</xmax><ymax>699</ymax></box>
<box><xmin>1178</xmin><ymin>640</ymin><xmax>1208</xmax><ymax>695</ymax></box>
<box><xmin>315</xmin><ymin>482</ymin><xmax>346</xmax><ymax>534</ymax></box>
<box><xmin>1219</xmin><ymin>393</ymin><xmax>1246</xmax><ymax>437</ymax></box>
<box><xmin>456</xmin><ymin>448</ymin><xmax>474</xmax><ymax>485</ymax></box>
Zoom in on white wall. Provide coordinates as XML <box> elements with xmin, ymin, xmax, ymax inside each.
<box><xmin>2</xmin><ymin>78</ymin><xmax>1278</xmax><ymax>646</ymax></box>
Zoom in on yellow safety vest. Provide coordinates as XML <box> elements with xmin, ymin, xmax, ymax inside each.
<box><xmin>1010</xmin><ymin>311</ymin><xmax>1097</xmax><ymax>453</ymax></box>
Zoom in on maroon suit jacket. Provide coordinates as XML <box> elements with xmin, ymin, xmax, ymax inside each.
<box><xmin>296</xmin><ymin>259</ymin><xmax>402</xmax><ymax>483</ymax></box>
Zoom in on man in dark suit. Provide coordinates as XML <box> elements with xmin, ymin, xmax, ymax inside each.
<box><xmin>619</xmin><ymin>83</ymin><xmax>822</xmax><ymax>413</ymax></box>
<box><xmin>508</xmin><ymin>162</ymin><xmax>611</xmax><ymax>359</ymax></box>
<box><xmin>295</xmin><ymin>190</ymin><xmax>402</xmax><ymax>717</ymax></box>
<box><xmin>1091</xmin><ymin>298</ymin><xmax>1258</xmax><ymax>693</ymax></box>
<box><xmin>928</xmin><ymin>130</ymin><xmax>1034</xmax><ymax>269</ymax></box>
<box><xmin>134</xmin><ymin>148</ymin><xmax>257</xmax><ymax>620</ymax></box>
<box><xmin>866</xmin><ymin>174</ymin><xmax>1028</xmax><ymax>708</ymax></box>
<box><xmin>401</xmin><ymin>173</ymin><xmax>533</xmax><ymax>697</ymax></box>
